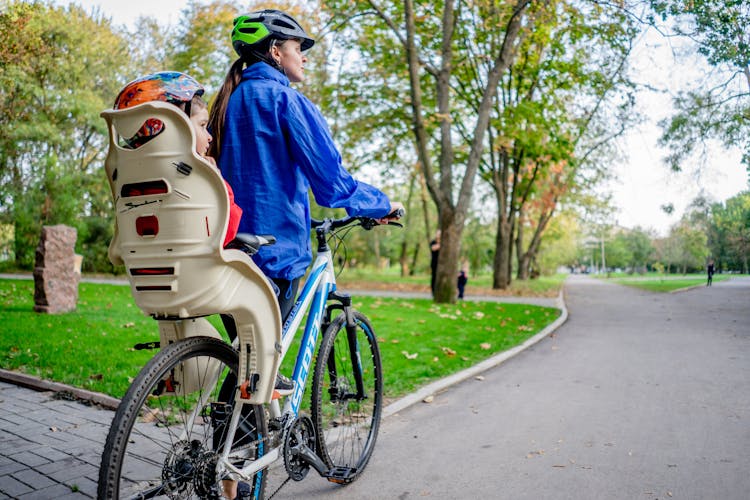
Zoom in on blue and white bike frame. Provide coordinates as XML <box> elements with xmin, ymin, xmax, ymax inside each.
<box><xmin>219</xmin><ymin>227</ymin><xmax>341</xmax><ymax>480</ymax></box>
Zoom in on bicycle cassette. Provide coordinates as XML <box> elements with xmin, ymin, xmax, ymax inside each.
<box><xmin>282</xmin><ymin>415</ymin><xmax>317</xmax><ymax>481</ymax></box>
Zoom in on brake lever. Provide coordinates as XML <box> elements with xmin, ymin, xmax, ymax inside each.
<box><xmin>387</xmin><ymin>221</ymin><xmax>403</xmax><ymax>227</ymax></box>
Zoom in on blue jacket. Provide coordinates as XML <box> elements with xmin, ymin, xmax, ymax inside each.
<box><xmin>219</xmin><ymin>63</ymin><xmax>391</xmax><ymax>280</ymax></box>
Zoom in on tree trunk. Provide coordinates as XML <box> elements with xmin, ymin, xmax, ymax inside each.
<box><xmin>492</xmin><ymin>219</ymin><xmax>512</xmax><ymax>288</ymax></box>
<box><xmin>517</xmin><ymin>208</ymin><xmax>554</xmax><ymax>280</ymax></box>
<box><xmin>399</xmin><ymin>166</ymin><xmax>418</xmax><ymax>276</ymax></box>
<box><xmin>409</xmin><ymin>241</ymin><xmax>421</xmax><ymax>276</ymax></box>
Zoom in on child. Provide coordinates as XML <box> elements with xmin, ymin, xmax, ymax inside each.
<box><xmin>113</xmin><ymin>71</ymin><xmax>242</xmax><ymax>248</ymax></box>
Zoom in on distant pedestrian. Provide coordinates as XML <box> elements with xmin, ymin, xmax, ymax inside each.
<box><xmin>457</xmin><ymin>268</ymin><xmax>468</xmax><ymax>299</ymax></box>
<box><xmin>707</xmin><ymin>259</ymin><xmax>715</xmax><ymax>286</ymax></box>
<box><xmin>430</xmin><ymin>229</ymin><xmax>441</xmax><ymax>296</ymax></box>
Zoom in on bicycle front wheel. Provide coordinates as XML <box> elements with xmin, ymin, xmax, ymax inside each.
<box><xmin>98</xmin><ymin>336</ymin><xmax>267</xmax><ymax>499</ymax></box>
<box><xmin>311</xmin><ymin>310</ymin><xmax>383</xmax><ymax>483</ymax></box>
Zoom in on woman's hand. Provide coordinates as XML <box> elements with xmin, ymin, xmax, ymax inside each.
<box><xmin>377</xmin><ymin>202</ymin><xmax>405</xmax><ymax>225</ymax></box>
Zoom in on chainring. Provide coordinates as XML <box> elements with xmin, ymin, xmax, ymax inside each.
<box><xmin>282</xmin><ymin>415</ymin><xmax>317</xmax><ymax>481</ymax></box>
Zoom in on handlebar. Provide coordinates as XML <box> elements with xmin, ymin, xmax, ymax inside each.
<box><xmin>311</xmin><ymin>208</ymin><xmax>404</xmax><ymax>233</ymax></box>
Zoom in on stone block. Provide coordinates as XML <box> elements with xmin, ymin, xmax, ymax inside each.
<box><xmin>33</xmin><ymin>225</ymin><xmax>80</xmax><ymax>314</ymax></box>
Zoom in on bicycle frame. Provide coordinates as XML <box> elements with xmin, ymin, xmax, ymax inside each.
<box><xmin>218</xmin><ymin>228</ymin><xmax>341</xmax><ymax>481</ymax></box>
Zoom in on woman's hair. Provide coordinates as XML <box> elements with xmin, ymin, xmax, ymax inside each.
<box><xmin>207</xmin><ymin>38</ymin><xmax>288</xmax><ymax>161</ymax></box>
<box><xmin>207</xmin><ymin>58</ymin><xmax>246</xmax><ymax>160</ymax></box>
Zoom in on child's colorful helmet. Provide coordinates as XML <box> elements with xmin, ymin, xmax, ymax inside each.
<box><xmin>113</xmin><ymin>72</ymin><xmax>204</xmax><ymax>148</ymax></box>
<box><xmin>114</xmin><ymin>71</ymin><xmax>204</xmax><ymax>110</ymax></box>
<box><xmin>231</xmin><ymin>9</ymin><xmax>314</xmax><ymax>58</ymax></box>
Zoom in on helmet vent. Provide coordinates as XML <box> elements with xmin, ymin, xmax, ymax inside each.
<box><xmin>272</xmin><ymin>19</ymin><xmax>295</xmax><ymax>30</ymax></box>
<box><xmin>239</xmin><ymin>26</ymin><xmax>258</xmax><ymax>34</ymax></box>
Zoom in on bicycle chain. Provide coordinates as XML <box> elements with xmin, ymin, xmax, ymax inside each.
<box><xmin>267</xmin><ymin>476</ymin><xmax>292</xmax><ymax>499</ymax></box>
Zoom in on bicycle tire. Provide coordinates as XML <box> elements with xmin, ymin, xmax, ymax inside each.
<box><xmin>98</xmin><ymin>336</ymin><xmax>267</xmax><ymax>499</ymax></box>
<box><xmin>311</xmin><ymin>310</ymin><xmax>383</xmax><ymax>483</ymax></box>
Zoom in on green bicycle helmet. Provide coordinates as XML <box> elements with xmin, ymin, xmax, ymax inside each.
<box><xmin>231</xmin><ymin>9</ymin><xmax>315</xmax><ymax>58</ymax></box>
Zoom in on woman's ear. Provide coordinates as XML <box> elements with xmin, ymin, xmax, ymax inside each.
<box><xmin>270</xmin><ymin>44</ymin><xmax>282</xmax><ymax>65</ymax></box>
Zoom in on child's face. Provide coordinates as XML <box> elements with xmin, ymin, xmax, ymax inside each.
<box><xmin>189</xmin><ymin>107</ymin><xmax>212</xmax><ymax>157</ymax></box>
<box><xmin>271</xmin><ymin>39</ymin><xmax>307</xmax><ymax>83</ymax></box>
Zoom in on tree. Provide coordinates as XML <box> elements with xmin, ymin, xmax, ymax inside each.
<box><xmin>0</xmin><ymin>2</ymin><xmax>132</xmax><ymax>269</ymax></box>
<box><xmin>622</xmin><ymin>226</ymin><xmax>655</xmax><ymax>273</ymax></box>
<box><xmin>467</xmin><ymin>1</ymin><xmax>637</xmax><ymax>286</ymax></box>
<box><xmin>710</xmin><ymin>191</ymin><xmax>750</xmax><ymax>273</ymax></box>
<box><xmin>651</xmin><ymin>1</ymin><xmax>750</xmax><ymax>172</ymax></box>
<box><xmin>321</xmin><ymin>0</ymin><xmax>539</xmax><ymax>302</ymax></box>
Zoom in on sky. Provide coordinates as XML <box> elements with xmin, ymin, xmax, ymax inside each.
<box><xmin>66</xmin><ymin>0</ymin><xmax>749</xmax><ymax>237</ymax></box>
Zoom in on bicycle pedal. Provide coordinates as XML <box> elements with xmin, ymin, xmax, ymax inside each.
<box><xmin>326</xmin><ymin>466</ymin><xmax>358</xmax><ymax>484</ymax></box>
<box><xmin>133</xmin><ymin>341</ymin><xmax>160</xmax><ymax>350</ymax></box>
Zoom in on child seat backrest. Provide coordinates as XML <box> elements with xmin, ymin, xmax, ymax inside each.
<box><xmin>101</xmin><ymin>101</ymin><xmax>228</xmax><ymax>314</ymax></box>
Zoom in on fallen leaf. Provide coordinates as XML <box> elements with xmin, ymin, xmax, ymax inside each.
<box><xmin>401</xmin><ymin>351</ymin><xmax>418</xmax><ymax>360</ymax></box>
<box><xmin>441</xmin><ymin>346</ymin><xmax>456</xmax><ymax>356</ymax></box>
<box><xmin>479</xmin><ymin>342</ymin><xmax>491</xmax><ymax>350</ymax></box>
<box><xmin>123</xmin><ymin>322</ymin><xmax>135</xmax><ymax>328</ymax></box>
<box><xmin>423</xmin><ymin>395</ymin><xmax>434</xmax><ymax>403</ymax></box>
<box><xmin>50</xmin><ymin>426</ymin><xmax>59</xmax><ymax>432</ymax></box>
<box><xmin>390</xmin><ymin>339</ymin><xmax>400</xmax><ymax>344</ymax></box>
<box><xmin>432</xmin><ymin>357</ymin><xmax>439</xmax><ymax>362</ymax></box>
<box><xmin>474</xmin><ymin>375</ymin><xmax>485</xmax><ymax>381</ymax></box>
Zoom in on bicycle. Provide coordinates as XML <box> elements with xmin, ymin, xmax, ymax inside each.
<box><xmin>99</xmin><ymin>211</ymin><xmax>404</xmax><ymax>499</ymax></box>
<box><xmin>97</xmin><ymin>101</ymin><xmax>403</xmax><ymax>499</ymax></box>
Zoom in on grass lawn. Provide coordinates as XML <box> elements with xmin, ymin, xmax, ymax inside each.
<box><xmin>337</xmin><ymin>268</ymin><xmax>566</xmax><ymax>297</ymax></box>
<box><xmin>0</xmin><ymin>278</ymin><xmax>561</xmax><ymax>402</ymax></box>
<box><xmin>599</xmin><ymin>273</ymin><xmax>730</xmax><ymax>292</ymax></box>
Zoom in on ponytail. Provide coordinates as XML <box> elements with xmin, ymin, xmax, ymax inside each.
<box><xmin>207</xmin><ymin>39</ymin><xmax>279</xmax><ymax>161</ymax></box>
<box><xmin>208</xmin><ymin>58</ymin><xmax>246</xmax><ymax>161</ymax></box>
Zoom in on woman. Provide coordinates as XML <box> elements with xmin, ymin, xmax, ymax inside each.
<box><xmin>208</xmin><ymin>9</ymin><xmax>402</xmax><ymax>320</ymax></box>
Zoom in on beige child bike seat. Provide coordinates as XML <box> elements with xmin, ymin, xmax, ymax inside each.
<box><xmin>101</xmin><ymin>101</ymin><xmax>281</xmax><ymax>404</ymax></box>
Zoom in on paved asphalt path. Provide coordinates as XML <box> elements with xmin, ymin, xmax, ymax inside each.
<box><xmin>274</xmin><ymin>275</ymin><xmax>750</xmax><ymax>500</ymax></box>
<box><xmin>1</xmin><ymin>275</ymin><xmax>748</xmax><ymax>499</ymax></box>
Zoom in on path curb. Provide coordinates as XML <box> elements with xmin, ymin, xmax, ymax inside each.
<box><xmin>0</xmin><ymin>368</ymin><xmax>121</xmax><ymax>409</ymax></box>
<box><xmin>382</xmin><ymin>288</ymin><xmax>568</xmax><ymax>418</ymax></box>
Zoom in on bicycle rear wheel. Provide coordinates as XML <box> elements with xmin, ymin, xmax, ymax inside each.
<box><xmin>98</xmin><ymin>336</ymin><xmax>267</xmax><ymax>499</ymax></box>
<box><xmin>311</xmin><ymin>310</ymin><xmax>383</xmax><ymax>483</ymax></box>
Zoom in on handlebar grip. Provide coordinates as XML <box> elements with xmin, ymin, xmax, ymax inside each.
<box><xmin>387</xmin><ymin>208</ymin><xmax>405</xmax><ymax>219</ymax></box>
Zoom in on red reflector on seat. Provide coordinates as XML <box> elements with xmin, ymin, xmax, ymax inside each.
<box><xmin>136</xmin><ymin>216</ymin><xmax>159</xmax><ymax>237</ymax></box>
<box><xmin>130</xmin><ymin>267</ymin><xmax>174</xmax><ymax>276</ymax></box>
<box><xmin>121</xmin><ymin>180</ymin><xmax>168</xmax><ymax>197</ymax></box>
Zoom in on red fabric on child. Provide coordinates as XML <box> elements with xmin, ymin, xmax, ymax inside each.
<box><xmin>224</xmin><ymin>181</ymin><xmax>243</xmax><ymax>247</ymax></box>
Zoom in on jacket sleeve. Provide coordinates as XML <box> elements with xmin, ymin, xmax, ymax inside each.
<box><xmin>282</xmin><ymin>93</ymin><xmax>391</xmax><ymax>218</ymax></box>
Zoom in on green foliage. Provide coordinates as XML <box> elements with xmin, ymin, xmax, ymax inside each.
<box><xmin>167</xmin><ymin>0</ymin><xmax>240</xmax><ymax>94</ymax></box>
<box><xmin>709</xmin><ymin>191</ymin><xmax>750</xmax><ymax>273</ymax></box>
<box><xmin>606</xmin><ymin>273</ymin><xmax>729</xmax><ymax>292</ymax></box>
<box><xmin>651</xmin><ymin>0</ymin><xmax>750</xmax><ymax>169</ymax></box>
<box><xmin>0</xmin><ymin>1</ymin><xmax>132</xmax><ymax>269</ymax></box>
